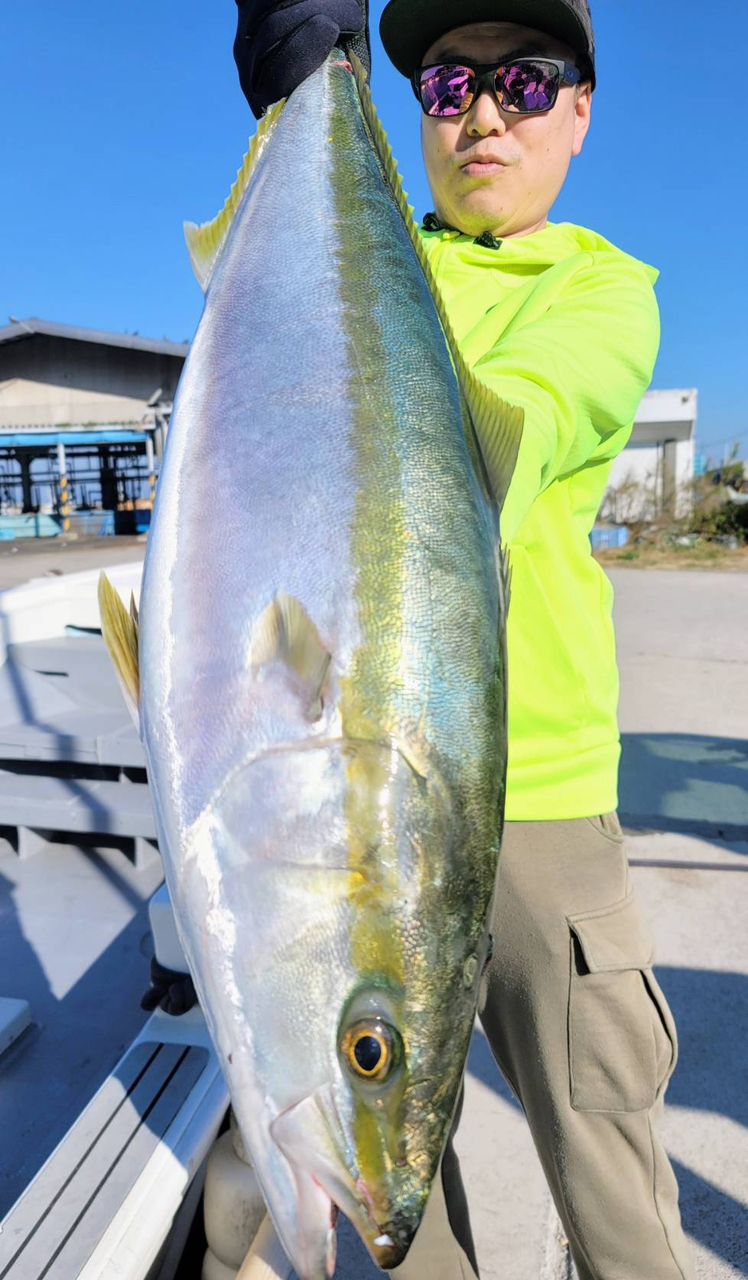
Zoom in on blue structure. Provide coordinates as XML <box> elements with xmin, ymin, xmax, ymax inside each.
<box><xmin>590</xmin><ymin>525</ymin><xmax>630</xmax><ymax>550</ymax></box>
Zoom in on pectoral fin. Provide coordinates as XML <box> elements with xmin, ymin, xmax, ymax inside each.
<box><xmin>98</xmin><ymin>572</ymin><xmax>140</xmax><ymax>729</ymax></box>
<box><xmin>251</xmin><ymin>593</ymin><xmax>331</xmax><ymax>721</ymax></box>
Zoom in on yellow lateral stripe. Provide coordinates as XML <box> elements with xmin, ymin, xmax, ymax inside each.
<box><xmin>184</xmin><ymin>97</ymin><xmax>287</xmax><ymax>290</ymax></box>
<box><xmin>350</xmin><ymin>54</ymin><xmax>524</xmax><ymax>513</ymax></box>
<box><xmin>329</xmin><ymin>68</ymin><xmax>407</xmax><ymax>993</ymax></box>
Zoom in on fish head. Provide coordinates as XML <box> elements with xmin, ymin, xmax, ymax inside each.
<box><xmin>188</xmin><ymin>738</ymin><xmax>490</xmax><ymax>1274</ymax></box>
<box><xmin>316</xmin><ymin>741</ymin><xmax>490</xmax><ymax>1271</ymax></box>
<box><xmin>270</xmin><ymin>963</ymin><xmax>482</xmax><ymax>1272</ymax></box>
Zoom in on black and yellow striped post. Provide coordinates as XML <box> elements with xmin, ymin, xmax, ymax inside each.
<box><xmin>145</xmin><ymin>435</ymin><xmax>157</xmax><ymax>507</ymax></box>
<box><xmin>56</xmin><ymin>441</ymin><xmax>71</xmax><ymax>534</ymax></box>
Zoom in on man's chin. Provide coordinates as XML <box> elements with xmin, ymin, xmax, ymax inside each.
<box><xmin>446</xmin><ymin>209</ymin><xmax>508</xmax><ymax>239</ymax></box>
<box><xmin>435</xmin><ymin>187</ymin><xmax>512</xmax><ymax>239</ymax></box>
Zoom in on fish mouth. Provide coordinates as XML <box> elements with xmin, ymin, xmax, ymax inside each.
<box><xmin>271</xmin><ymin>1089</ymin><xmax>421</xmax><ymax>1272</ymax></box>
<box><xmin>322</xmin><ymin>1179</ymin><xmax>418</xmax><ymax>1271</ymax></box>
<box><xmin>260</xmin><ymin>1163</ymin><xmax>338</xmax><ymax>1280</ymax></box>
<box><xmin>317</xmin><ymin>1181</ymin><xmax>418</xmax><ymax>1271</ymax></box>
<box><xmin>363</xmin><ymin>1218</ymin><xmax>419</xmax><ymax>1269</ymax></box>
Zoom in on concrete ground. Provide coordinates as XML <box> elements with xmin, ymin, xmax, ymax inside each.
<box><xmin>455</xmin><ymin>569</ymin><xmax>748</xmax><ymax>1280</ymax></box>
<box><xmin>330</xmin><ymin>569</ymin><xmax>748</xmax><ymax>1280</ymax></box>
<box><xmin>2</xmin><ymin>543</ymin><xmax>746</xmax><ymax>1278</ymax></box>
<box><xmin>0</xmin><ymin>535</ymin><xmax>146</xmax><ymax>593</ymax></box>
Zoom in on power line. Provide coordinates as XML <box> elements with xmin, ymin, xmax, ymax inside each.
<box><xmin>697</xmin><ymin>429</ymin><xmax>748</xmax><ymax>452</ymax></box>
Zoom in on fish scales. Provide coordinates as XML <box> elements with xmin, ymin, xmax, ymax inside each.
<box><xmin>133</xmin><ymin>53</ymin><xmax>518</xmax><ymax>1280</ymax></box>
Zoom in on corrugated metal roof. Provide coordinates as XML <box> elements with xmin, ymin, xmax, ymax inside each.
<box><xmin>0</xmin><ymin>318</ymin><xmax>189</xmax><ymax>359</ymax></box>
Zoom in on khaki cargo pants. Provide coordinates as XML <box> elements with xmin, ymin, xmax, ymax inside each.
<box><xmin>394</xmin><ymin>814</ymin><xmax>694</xmax><ymax>1280</ymax></box>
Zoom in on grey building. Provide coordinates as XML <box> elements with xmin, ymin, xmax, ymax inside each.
<box><xmin>0</xmin><ymin>318</ymin><xmax>187</xmax><ymax>534</ymax></box>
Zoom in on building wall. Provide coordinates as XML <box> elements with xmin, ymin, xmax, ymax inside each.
<box><xmin>607</xmin><ymin>438</ymin><xmax>694</xmax><ymax>519</ymax></box>
<box><xmin>0</xmin><ymin>377</ymin><xmax>150</xmax><ymax>428</ymax></box>
<box><xmin>601</xmin><ymin>389</ymin><xmax>697</xmax><ymax>522</ymax></box>
<box><xmin>0</xmin><ymin>335</ymin><xmax>184</xmax><ymax>428</ymax></box>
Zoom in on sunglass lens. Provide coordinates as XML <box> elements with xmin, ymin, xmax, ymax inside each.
<box><xmin>419</xmin><ymin>65</ymin><xmax>475</xmax><ymax>116</ymax></box>
<box><xmin>497</xmin><ymin>60</ymin><xmax>559</xmax><ymax>112</ymax></box>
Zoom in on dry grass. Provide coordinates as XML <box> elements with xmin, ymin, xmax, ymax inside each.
<box><xmin>595</xmin><ymin>541</ymin><xmax>748</xmax><ymax>571</ymax></box>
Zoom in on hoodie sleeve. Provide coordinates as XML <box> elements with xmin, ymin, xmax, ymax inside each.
<box><xmin>471</xmin><ymin>252</ymin><xmax>661</xmax><ymax>543</ymax></box>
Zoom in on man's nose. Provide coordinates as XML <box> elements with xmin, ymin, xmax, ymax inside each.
<box><xmin>467</xmin><ymin>88</ymin><xmax>507</xmax><ymax>136</ymax></box>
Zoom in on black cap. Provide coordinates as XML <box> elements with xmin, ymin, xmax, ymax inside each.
<box><xmin>380</xmin><ymin>0</ymin><xmax>596</xmax><ymax>88</ymax></box>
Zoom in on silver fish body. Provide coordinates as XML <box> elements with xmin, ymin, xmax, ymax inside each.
<box><xmin>139</xmin><ymin>54</ymin><xmax>514</xmax><ymax>1279</ymax></box>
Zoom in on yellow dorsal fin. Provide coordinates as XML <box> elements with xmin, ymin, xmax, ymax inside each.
<box><xmin>251</xmin><ymin>592</ymin><xmax>331</xmax><ymax>721</ymax></box>
<box><xmin>350</xmin><ymin>53</ymin><xmax>524</xmax><ymax>517</ymax></box>
<box><xmin>184</xmin><ymin>97</ymin><xmax>287</xmax><ymax>290</ymax></box>
<box><xmin>98</xmin><ymin>573</ymin><xmax>140</xmax><ymax>727</ymax></box>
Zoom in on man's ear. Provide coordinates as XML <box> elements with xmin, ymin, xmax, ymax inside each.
<box><xmin>572</xmin><ymin>84</ymin><xmax>592</xmax><ymax>157</ymax></box>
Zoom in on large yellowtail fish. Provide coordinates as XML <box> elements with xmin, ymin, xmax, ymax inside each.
<box><xmin>100</xmin><ymin>51</ymin><xmax>521</xmax><ymax>1280</ymax></box>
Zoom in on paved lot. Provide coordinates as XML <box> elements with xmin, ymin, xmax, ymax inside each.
<box><xmin>0</xmin><ymin>535</ymin><xmax>145</xmax><ymax>593</ymax></box>
<box><xmin>456</xmin><ymin>569</ymin><xmax>748</xmax><ymax>1280</ymax></box>
<box><xmin>2</xmin><ymin>545</ymin><xmax>746</xmax><ymax>1277</ymax></box>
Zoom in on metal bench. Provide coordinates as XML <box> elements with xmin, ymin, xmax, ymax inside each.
<box><xmin>0</xmin><ymin>767</ymin><xmax>157</xmax><ymax>863</ymax></box>
<box><xmin>0</xmin><ymin>637</ymin><xmax>144</xmax><ymax>769</ymax></box>
<box><xmin>0</xmin><ymin>1013</ymin><xmax>229</xmax><ymax>1280</ymax></box>
<box><xmin>0</xmin><ymin>633</ymin><xmax>154</xmax><ymax>861</ymax></box>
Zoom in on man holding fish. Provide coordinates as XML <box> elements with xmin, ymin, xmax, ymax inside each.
<box><xmin>227</xmin><ymin>2</ymin><xmax>694</xmax><ymax>1278</ymax></box>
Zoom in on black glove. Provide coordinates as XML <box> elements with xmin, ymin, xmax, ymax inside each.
<box><xmin>141</xmin><ymin>955</ymin><xmax>197</xmax><ymax>1016</ymax></box>
<box><xmin>234</xmin><ymin>0</ymin><xmax>370</xmax><ymax>118</ymax></box>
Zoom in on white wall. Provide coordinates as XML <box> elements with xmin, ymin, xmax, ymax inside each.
<box><xmin>603</xmin><ymin>389</ymin><xmax>697</xmax><ymax>521</ymax></box>
<box><xmin>0</xmin><ymin>377</ymin><xmax>146</xmax><ymax>428</ymax></box>
<box><xmin>608</xmin><ymin>438</ymin><xmax>694</xmax><ymax>517</ymax></box>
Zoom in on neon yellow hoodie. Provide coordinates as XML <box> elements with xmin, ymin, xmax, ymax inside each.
<box><xmin>420</xmin><ymin>221</ymin><xmax>660</xmax><ymax>821</ymax></box>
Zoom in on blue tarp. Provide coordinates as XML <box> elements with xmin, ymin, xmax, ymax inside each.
<box><xmin>0</xmin><ymin>430</ymin><xmax>147</xmax><ymax>448</ymax></box>
<box><xmin>590</xmin><ymin>525</ymin><xmax>630</xmax><ymax>550</ymax></box>
<box><xmin>0</xmin><ymin>509</ymin><xmax>152</xmax><ymax>540</ymax></box>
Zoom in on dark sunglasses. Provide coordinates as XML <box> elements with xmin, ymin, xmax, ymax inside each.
<box><xmin>412</xmin><ymin>57</ymin><xmax>582</xmax><ymax>118</ymax></box>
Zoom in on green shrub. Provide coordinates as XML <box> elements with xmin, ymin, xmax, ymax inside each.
<box><xmin>682</xmin><ymin>475</ymin><xmax>748</xmax><ymax>543</ymax></box>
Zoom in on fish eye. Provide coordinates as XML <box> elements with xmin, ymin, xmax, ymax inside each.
<box><xmin>340</xmin><ymin>1019</ymin><xmax>400</xmax><ymax>1082</ymax></box>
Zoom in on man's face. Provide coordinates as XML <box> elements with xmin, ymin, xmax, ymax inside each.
<box><xmin>419</xmin><ymin>22</ymin><xmax>592</xmax><ymax>239</ymax></box>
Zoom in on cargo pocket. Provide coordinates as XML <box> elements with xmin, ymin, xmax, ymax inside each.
<box><xmin>583</xmin><ymin>811</ymin><xmax>625</xmax><ymax>844</ymax></box>
<box><xmin>567</xmin><ymin>892</ymin><xmax>677</xmax><ymax>1112</ymax></box>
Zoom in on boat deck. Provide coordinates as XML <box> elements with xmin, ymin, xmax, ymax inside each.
<box><xmin>0</xmin><ymin>833</ymin><xmax>163</xmax><ymax>1218</ymax></box>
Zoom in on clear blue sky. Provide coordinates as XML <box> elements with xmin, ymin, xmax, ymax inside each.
<box><xmin>1</xmin><ymin>1</ymin><xmax>745</xmax><ymax>460</ymax></box>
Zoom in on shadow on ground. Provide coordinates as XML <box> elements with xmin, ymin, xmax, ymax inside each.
<box><xmin>0</xmin><ymin>850</ymin><xmax>157</xmax><ymax>1216</ymax></box>
<box><xmin>467</xmin><ymin>1024</ymin><xmax>521</xmax><ymax>1111</ymax></box>
<box><xmin>671</xmin><ymin>1159</ymin><xmax>748</xmax><ymax>1276</ymax></box>
<box><xmin>658</xmin><ymin>966</ymin><xmax>748</xmax><ymax>1130</ymax></box>
<box><xmin>619</xmin><ymin>733</ymin><xmax>748</xmax><ymax>840</ymax></box>
<box><xmin>468</xmin><ymin>966</ymin><xmax>748</xmax><ymax>1273</ymax></box>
